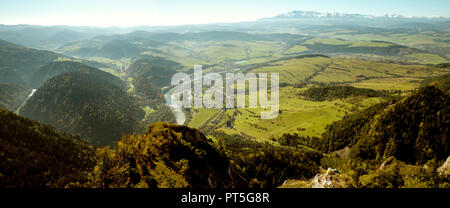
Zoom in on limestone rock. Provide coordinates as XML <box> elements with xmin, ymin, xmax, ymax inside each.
<box><xmin>309</xmin><ymin>168</ymin><xmax>355</xmax><ymax>188</ymax></box>
<box><xmin>380</xmin><ymin>156</ymin><xmax>396</xmax><ymax>171</ymax></box>
<box><xmin>437</xmin><ymin>156</ymin><xmax>450</xmax><ymax>176</ymax></box>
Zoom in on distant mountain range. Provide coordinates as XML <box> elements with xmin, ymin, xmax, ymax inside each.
<box><xmin>0</xmin><ymin>10</ymin><xmax>449</xmax><ymax>50</ymax></box>
<box><xmin>263</xmin><ymin>10</ymin><xmax>449</xmax><ymax>21</ymax></box>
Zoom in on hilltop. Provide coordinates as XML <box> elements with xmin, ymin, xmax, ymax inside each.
<box><xmin>0</xmin><ymin>67</ymin><xmax>27</xmax><ymax>86</ymax></box>
<box><xmin>19</xmin><ymin>66</ymin><xmax>142</xmax><ymax>146</ymax></box>
<box><xmin>317</xmin><ymin>85</ymin><xmax>449</xmax><ymax>165</ymax></box>
<box><xmin>127</xmin><ymin>56</ymin><xmax>181</xmax><ymax>98</ymax></box>
<box><xmin>0</xmin><ymin>108</ymin><xmax>96</xmax><ymax>187</ymax></box>
<box><xmin>0</xmin><ymin>109</ymin><xmax>243</xmax><ymax>188</ymax></box>
<box><xmin>29</xmin><ymin>60</ymin><xmax>121</xmax><ymax>88</ymax></box>
<box><xmin>276</xmin><ymin>75</ymin><xmax>450</xmax><ymax>188</ymax></box>
<box><xmin>0</xmin><ymin>84</ymin><xmax>30</xmax><ymax>112</ymax></box>
<box><xmin>0</xmin><ymin>39</ymin><xmax>61</xmax><ymax>81</ymax></box>
<box><xmin>91</xmin><ymin>122</ymin><xmax>242</xmax><ymax>188</ymax></box>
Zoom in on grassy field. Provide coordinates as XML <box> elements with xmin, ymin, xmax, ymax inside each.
<box><xmin>284</xmin><ymin>45</ymin><xmax>309</xmax><ymax>54</ymax></box>
<box><xmin>350</xmin><ymin>77</ymin><xmax>422</xmax><ymax>91</ymax></box>
<box><xmin>201</xmin><ymin>44</ymin><xmax>248</xmax><ymax>62</ymax></box>
<box><xmin>203</xmin><ymin>86</ymin><xmax>385</xmax><ymax>142</ymax></box>
<box><xmin>188</xmin><ymin>56</ymin><xmax>449</xmax><ymax>143</ymax></box>
<box><xmin>406</xmin><ymin>53</ymin><xmax>448</xmax><ymax>65</ymax></box>
<box><xmin>309</xmin><ymin>58</ymin><xmax>445</xmax><ymax>84</ymax></box>
<box><xmin>349</xmin><ymin>41</ymin><xmax>393</xmax><ymax>48</ymax></box>
<box><xmin>251</xmin><ymin>56</ymin><xmax>331</xmax><ymax>84</ymax></box>
<box><xmin>333</xmin><ymin>32</ymin><xmax>444</xmax><ymax>46</ymax></box>
<box><xmin>75</xmin><ymin>38</ymin><xmax>447</xmax><ymax>143</ymax></box>
<box><xmin>304</xmin><ymin>38</ymin><xmax>352</xmax><ymax>45</ymax></box>
<box><xmin>60</xmin><ymin>33</ymin><xmax>448</xmax><ymax>144</ymax></box>
<box><xmin>142</xmin><ymin>106</ymin><xmax>156</xmax><ymax>121</ymax></box>
<box><xmin>137</xmin><ymin>40</ymin><xmax>289</xmax><ymax>68</ymax></box>
<box><xmin>298</xmin><ymin>34</ymin><xmax>448</xmax><ymax>65</ymax></box>
<box><xmin>188</xmin><ymin>108</ymin><xmax>219</xmax><ymax>129</ymax></box>
<box><xmin>246</xmin><ymin>41</ymin><xmax>285</xmax><ymax>58</ymax></box>
<box><xmin>60</xmin><ymin>33</ymin><xmax>448</xmax><ymax>75</ymax></box>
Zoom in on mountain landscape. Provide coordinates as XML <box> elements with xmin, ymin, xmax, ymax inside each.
<box><xmin>19</xmin><ymin>65</ymin><xmax>143</xmax><ymax>146</ymax></box>
<box><xmin>0</xmin><ymin>83</ymin><xmax>30</xmax><ymax>111</ymax></box>
<box><xmin>0</xmin><ymin>7</ymin><xmax>449</xmax><ymax>189</ymax></box>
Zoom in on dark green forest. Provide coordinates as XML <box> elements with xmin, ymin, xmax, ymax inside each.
<box><xmin>0</xmin><ymin>74</ymin><xmax>449</xmax><ymax>187</ymax></box>
<box><xmin>127</xmin><ymin>56</ymin><xmax>181</xmax><ymax>99</ymax></box>
<box><xmin>315</xmin><ymin>85</ymin><xmax>449</xmax><ymax>164</ymax></box>
<box><xmin>19</xmin><ymin>67</ymin><xmax>143</xmax><ymax>146</ymax></box>
<box><xmin>0</xmin><ymin>29</ymin><xmax>449</xmax><ymax>188</ymax></box>
<box><xmin>0</xmin><ymin>84</ymin><xmax>30</xmax><ymax>111</ymax></box>
<box><xmin>29</xmin><ymin>61</ymin><xmax>116</xmax><ymax>88</ymax></box>
<box><xmin>301</xmin><ymin>85</ymin><xmax>394</xmax><ymax>101</ymax></box>
<box><xmin>0</xmin><ymin>108</ymin><xmax>96</xmax><ymax>187</ymax></box>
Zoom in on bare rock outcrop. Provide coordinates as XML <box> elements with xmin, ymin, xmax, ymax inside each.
<box><xmin>309</xmin><ymin>168</ymin><xmax>356</xmax><ymax>188</ymax></box>
<box><xmin>437</xmin><ymin>156</ymin><xmax>450</xmax><ymax>176</ymax></box>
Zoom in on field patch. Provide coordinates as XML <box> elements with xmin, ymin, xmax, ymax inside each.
<box><xmin>251</xmin><ymin>56</ymin><xmax>332</xmax><ymax>84</ymax></box>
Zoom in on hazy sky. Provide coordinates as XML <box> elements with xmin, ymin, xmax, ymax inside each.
<box><xmin>0</xmin><ymin>0</ymin><xmax>449</xmax><ymax>27</ymax></box>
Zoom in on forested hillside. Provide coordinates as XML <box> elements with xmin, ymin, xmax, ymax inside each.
<box><xmin>127</xmin><ymin>56</ymin><xmax>181</xmax><ymax>99</ymax></box>
<box><xmin>0</xmin><ymin>67</ymin><xmax>27</xmax><ymax>86</ymax></box>
<box><xmin>0</xmin><ymin>111</ymin><xmax>245</xmax><ymax>188</ymax></box>
<box><xmin>283</xmin><ymin>75</ymin><xmax>450</xmax><ymax>188</ymax></box>
<box><xmin>19</xmin><ymin>67</ymin><xmax>143</xmax><ymax>146</ymax></box>
<box><xmin>301</xmin><ymin>85</ymin><xmax>392</xmax><ymax>101</ymax></box>
<box><xmin>29</xmin><ymin>60</ymin><xmax>112</xmax><ymax>88</ymax></box>
<box><xmin>89</xmin><ymin>122</ymin><xmax>243</xmax><ymax>188</ymax></box>
<box><xmin>0</xmin><ymin>39</ymin><xmax>60</xmax><ymax>80</ymax></box>
<box><xmin>0</xmin><ymin>84</ymin><xmax>30</xmax><ymax>112</ymax></box>
<box><xmin>0</xmin><ymin>8</ymin><xmax>449</xmax><ymax>189</ymax></box>
<box><xmin>316</xmin><ymin>83</ymin><xmax>449</xmax><ymax>165</ymax></box>
<box><xmin>0</xmin><ymin>108</ymin><xmax>96</xmax><ymax>188</ymax></box>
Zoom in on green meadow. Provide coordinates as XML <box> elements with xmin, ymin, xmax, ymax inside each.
<box><xmin>186</xmin><ymin>56</ymin><xmax>449</xmax><ymax>143</ymax></box>
<box><xmin>56</xmin><ymin>31</ymin><xmax>448</xmax><ymax>145</ymax></box>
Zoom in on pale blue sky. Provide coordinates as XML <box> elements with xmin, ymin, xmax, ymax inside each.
<box><xmin>0</xmin><ymin>0</ymin><xmax>449</xmax><ymax>26</ymax></box>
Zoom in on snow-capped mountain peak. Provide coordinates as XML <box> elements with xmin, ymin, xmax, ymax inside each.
<box><xmin>274</xmin><ymin>10</ymin><xmax>371</xmax><ymax>19</ymax></box>
<box><xmin>267</xmin><ymin>10</ymin><xmax>446</xmax><ymax>20</ymax></box>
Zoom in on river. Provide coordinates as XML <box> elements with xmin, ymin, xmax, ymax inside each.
<box><xmin>164</xmin><ymin>69</ymin><xmax>239</xmax><ymax>125</ymax></box>
<box><xmin>164</xmin><ymin>86</ymin><xmax>187</xmax><ymax>125</ymax></box>
<box><xmin>15</xmin><ymin>89</ymin><xmax>37</xmax><ymax>115</ymax></box>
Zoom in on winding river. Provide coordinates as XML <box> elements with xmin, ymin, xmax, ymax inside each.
<box><xmin>164</xmin><ymin>86</ymin><xmax>186</xmax><ymax>125</ymax></box>
<box><xmin>15</xmin><ymin>89</ymin><xmax>37</xmax><ymax>115</ymax></box>
<box><xmin>164</xmin><ymin>69</ymin><xmax>236</xmax><ymax>125</ymax></box>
